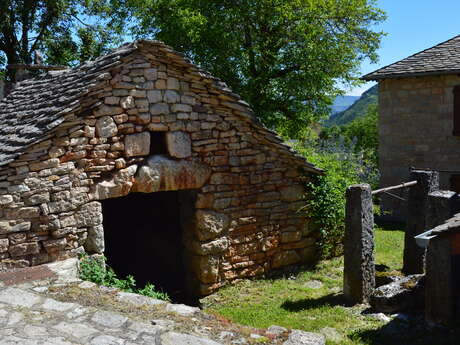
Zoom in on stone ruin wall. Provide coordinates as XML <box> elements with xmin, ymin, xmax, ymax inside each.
<box><xmin>379</xmin><ymin>74</ymin><xmax>460</xmax><ymax>217</ymax></box>
<box><xmin>0</xmin><ymin>46</ymin><xmax>317</xmax><ymax>296</ymax></box>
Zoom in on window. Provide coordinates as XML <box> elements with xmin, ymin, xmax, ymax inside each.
<box><xmin>150</xmin><ymin>131</ymin><xmax>168</xmax><ymax>155</ymax></box>
<box><xmin>453</xmin><ymin>85</ymin><xmax>460</xmax><ymax>136</ymax></box>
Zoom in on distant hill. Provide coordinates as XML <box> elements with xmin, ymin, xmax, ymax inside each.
<box><xmin>326</xmin><ymin>85</ymin><xmax>378</xmax><ymax>126</ymax></box>
<box><xmin>330</xmin><ymin>95</ymin><xmax>360</xmax><ymax>114</ymax></box>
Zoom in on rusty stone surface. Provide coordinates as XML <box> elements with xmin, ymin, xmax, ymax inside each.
<box><xmin>0</xmin><ymin>265</ymin><xmax>55</xmax><ymax>285</ymax></box>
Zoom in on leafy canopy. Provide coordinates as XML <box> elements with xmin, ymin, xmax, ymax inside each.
<box><xmin>119</xmin><ymin>0</ymin><xmax>385</xmax><ymax>138</ymax></box>
<box><xmin>0</xmin><ymin>0</ymin><xmax>123</xmax><ymax>80</ymax></box>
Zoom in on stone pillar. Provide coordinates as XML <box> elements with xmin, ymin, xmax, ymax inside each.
<box><xmin>344</xmin><ymin>184</ymin><xmax>375</xmax><ymax>304</ymax></box>
<box><xmin>403</xmin><ymin>170</ymin><xmax>439</xmax><ymax>275</ymax></box>
<box><xmin>425</xmin><ymin>235</ymin><xmax>454</xmax><ymax>324</ymax></box>
<box><xmin>426</xmin><ymin>190</ymin><xmax>457</xmax><ymax>229</ymax></box>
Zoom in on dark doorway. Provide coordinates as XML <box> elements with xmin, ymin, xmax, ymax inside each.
<box><xmin>102</xmin><ymin>191</ymin><xmax>187</xmax><ymax>302</ymax></box>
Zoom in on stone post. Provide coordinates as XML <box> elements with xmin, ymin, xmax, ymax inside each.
<box><xmin>425</xmin><ymin>235</ymin><xmax>454</xmax><ymax>324</ymax></box>
<box><xmin>344</xmin><ymin>184</ymin><xmax>375</xmax><ymax>304</ymax></box>
<box><xmin>403</xmin><ymin>170</ymin><xmax>439</xmax><ymax>275</ymax></box>
<box><xmin>426</xmin><ymin>190</ymin><xmax>457</xmax><ymax>229</ymax></box>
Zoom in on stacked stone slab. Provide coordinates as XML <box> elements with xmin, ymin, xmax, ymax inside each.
<box><xmin>0</xmin><ymin>40</ymin><xmax>321</xmax><ymax>296</ymax></box>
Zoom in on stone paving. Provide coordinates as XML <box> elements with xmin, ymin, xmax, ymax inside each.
<box><xmin>0</xmin><ymin>259</ymin><xmax>326</xmax><ymax>345</ymax></box>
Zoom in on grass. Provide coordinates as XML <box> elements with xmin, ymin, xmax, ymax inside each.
<box><xmin>203</xmin><ymin>224</ymin><xmax>460</xmax><ymax>345</ymax></box>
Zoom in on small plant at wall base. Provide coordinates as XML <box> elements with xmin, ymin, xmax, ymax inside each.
<box><xmin>78</xmin><ymin>254</ymin><xmax>170</xmax><ymax>301</ymax></box>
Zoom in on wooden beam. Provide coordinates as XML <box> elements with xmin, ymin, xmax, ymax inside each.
<box><xmin>372</xmin><ymin>180</ymin><xmax>418</xmax><ymax>195</ymax></box>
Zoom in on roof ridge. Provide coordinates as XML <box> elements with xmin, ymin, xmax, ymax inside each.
<box><xmin>362</xmin><ymin>34</ymin><xmax>460</xmax><ymax>80</ymax></box>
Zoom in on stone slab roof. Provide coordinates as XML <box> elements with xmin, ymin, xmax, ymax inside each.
<box><xmin>429</xmin><ymin>213</ymin><xmax>460</xmax><ymax>237</ymax></box>
<box><xmin>362</xmin><ymin>34</ymin><xmax>460</xmax><ymax>81</ymax></box>
<box><xmin>0</xmin><ymin>40</ymin><xmax>321</xmax><ymax>174</ymax></box>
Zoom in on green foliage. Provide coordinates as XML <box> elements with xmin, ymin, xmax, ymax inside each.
<box><xmin>79</xmin><ymin>254</ymin><xmax>170</xmax><ymax>301</ymax></box>
<box><xmin>116</xmin><ymin>0</ymin><xmax>385</xmax><ymax>138</ymax></box>
<box><xmin>0</xmin><ymin>1</ymin><xmax>123</xmax><ymax>80</ymax></box>
<box><xmin>326</xmin><ymin>84</ymin><xmax>378</xmax><ymax>126</ymax></box>
<box><xmin>295</xmin><ymin>133</ymin><xmax>379</xmax><ymax>258</ymax></box>
<box><xmin>322</xmin><ymin>103</ymin><xmax>378</xmax><ymax>164</ymax></box>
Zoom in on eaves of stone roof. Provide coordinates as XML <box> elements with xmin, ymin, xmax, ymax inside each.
<box><xmin>362</xmin><ymin>34</ymin><xmax>460</xmax><ymax>81</ymax></box>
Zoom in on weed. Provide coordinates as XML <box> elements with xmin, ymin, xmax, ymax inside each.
<box><xmin>79</xmin><ymin>254</ymin><xmax>170</xmax><ymax>301</ymax></box>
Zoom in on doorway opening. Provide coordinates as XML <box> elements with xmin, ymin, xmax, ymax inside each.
<box><xmin>102</xmin><ymin>191</ymin><xmax>189</xmax><ymax>302</ymax></box>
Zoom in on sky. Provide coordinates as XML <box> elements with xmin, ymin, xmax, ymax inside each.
<box><xmin>348</xmin><ymin>0</ymin><xmax>460</xmax><ymax>96</ymax></box>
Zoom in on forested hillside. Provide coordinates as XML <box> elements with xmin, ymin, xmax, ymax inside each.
<box><xmin>326</xmin><ymin>85</ymin><xmax>378</xmax><ymax>126</ymax></box>
<box><xmin>331</xmin><ymin>95</ymin><xmax>360</xmax><ymax>114</ymax></box>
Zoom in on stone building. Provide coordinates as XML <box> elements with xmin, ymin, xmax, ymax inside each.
<box><xmin>362</xmin><ymin>34</ymin><xmax>460</xmax><ymax>216</ymax></box>
<box><xmin>0</xmin><ymin>40</ymin><xmax>321</xmax><ymax>298</ymax></box>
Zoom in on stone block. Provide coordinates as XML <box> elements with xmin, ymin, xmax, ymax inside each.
<box><xmin>94</xmin><ymin>105</ymin><xmax>123</xmax><ymax>117</ymax></box>
<box><xmin>280</xmin><ymin>185</ymin><xmax>304</xmax><ymax>202</ymax></box>
<box><xmin>190</xmin><ymin>237</ymin><xmax>229</xmax><ymax>255</ymax></box>
<box><xmin>0</xmin><ymin>221</ymin><xmax>31</xmax><ymax>234</ymax></box>
<box><xmin>96</xmin><ymin>116</ymin><xmax>118</xmax><ymax>138</ymax></box>
<box><xmin>164</xmin><ymin>90</ymin><xmax>180</xmax><ymax>103</ymax></box>
<box><xmin>24</xmin><ymin>192</ymin><xmax>50</xmax><ymax>206</ymax></box>
<box><xmin>9</xmin><ymin>242</ymin><xmax>40</xmax><ymax>257</ymax></box>
<box><xmin>167</xmin><ymin>77</ymin><xmax>180</xmax><ymax>90</ymax></box>
<box><xmin>84</xmin><ymin>225</ymin><xmax>105</xmax><ymax>254</ymax></box>
<box><xmin>166</xmin><ymin>131</ymin><xmax>191</xmax><ymax>158</ymax></box>
<box><xmin>145</xmin><ymin>68</ymin><xmax>157</xmax><ymax>80</ymax></box>
<box><xmin>195</xmin><ymin>210</ymin><xmax>230</xmax><ymax>241</ymax></box>
<box><xmin>8</xmin><ymin>233</ymin><xmax>26</xmax><ymax>245</ymax></box>
<box><xmin>150</xmin><ymin>103</ymin><xmax>169</xmax><ymax>115</ymax></box>
<box><xmin>0</xmin><ymin>239</ymin><xmax>9</xmax><ymax>252</ymax></box>
<box><xmin>124</xmin><ymin>132</ymin><xmax>150</xmax><ymax>157</ymax></box>
<box><xmin>272</xmin><ymin>250</ymin><xmax>300</xmax><ymax>268</ymax></box>
<box><xmin>426</xmin><ymin>190</ymin><xmax>457</xmax><ymax>229</ymax></box>
<box><xmin>43</xmin><ymin>238</ymin><xmax>67</xmax><ymax>254</ymax></box>
<box><xmin>0</xmin><ymin>195</ymin><xmax>13</xmax><ymax>206</ymax></box>
<box><xmin>120</xmin><ymin>96</ymin><xmax>135</xmax><ymax>109</ymax></box>
<box><xmin>29</xmin><ymin>158</ymin><xmax>60</xmax><ymax>172</ymax></box>
<box><xmin>132</xmin><ymin>156</ymin><xmax>210</xmax><ymax>193</ymax></box>
<box><xmin>194</xmin><ymin>255</ymin><xmax>219</xmax><ymax>283</ymax></box>
<box><xmin>75</xmin><ymin>202</ymin><xmax>103</xmax><ymax>227</ymax></box>
<box><xmin>92</xmin><ymin>165</ymin><xmax>137</xmax><ymax>200</ymax></box>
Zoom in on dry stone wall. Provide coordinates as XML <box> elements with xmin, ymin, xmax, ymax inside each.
<box><xmin>0</xmin><ymin>41</ymin><xmax>319</xmax><ymax>296</ymax></box>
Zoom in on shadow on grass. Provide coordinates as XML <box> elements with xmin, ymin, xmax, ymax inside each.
<box><xmin>374</xmin><ymin>218</ymin><xmax>406</xmax><ymax>232</ymax></box>
<box><xmin>350</xmin><ymin>318</ymin><xmax>460</xmax><ymax>345</ymax></box>
<box><xmin>281</xmin><ymin>293</ymin><xmax>349</xmax><ymax>312</ymax></box>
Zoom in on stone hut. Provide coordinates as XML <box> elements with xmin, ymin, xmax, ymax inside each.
<box><xmin>0</xmin><ymin>40</ymin><xmax>321</xmax><ymax>297</ymax></box>
<box><xmin>362</xmin><ymin>34</ymin><xmax>460</xmax><ymax>217</ymax></box>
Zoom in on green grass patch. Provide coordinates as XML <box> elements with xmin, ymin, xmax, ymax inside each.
<box><xmin>204</xmin><ymin>226</ymin><xmax>460</xmax><ymax>344</ymax></box>
<box><xmin>374</xmin><ymin>223</ymin><xmax>405</xmax><ymax>271</ymax></box>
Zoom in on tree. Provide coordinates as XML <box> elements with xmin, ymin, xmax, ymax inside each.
<box><xmin>120</xmin><ymin>0</ymin><xmax>385</xmax><ymax>138</ymax></box>
<box><xmin>0</xmin><ymin>0</ymin><xmax>121</xmax><ymax>80</ymax></box>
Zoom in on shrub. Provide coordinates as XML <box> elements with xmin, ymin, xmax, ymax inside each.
<box><xmin>79</xmin><ymin>254</ymin><xmax>170</xmax><ymax>301</ymax></box>
<box><xmin>294</xmin><ymin>135</ymin><xmax>379</xmax><ymax>258</ymax></box>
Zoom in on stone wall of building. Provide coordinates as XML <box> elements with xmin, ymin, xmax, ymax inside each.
<box><xmin>0</xmin><ymin>42</ymin><xmax>318</xmax><ymax>296</ymax></box>
<box><xmin>379</xmin><ymin>74</ymin><xmax>460</xmax><ymax>216</ymax></box>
